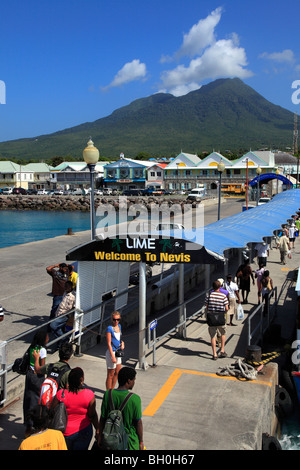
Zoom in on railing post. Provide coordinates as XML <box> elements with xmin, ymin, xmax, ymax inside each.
<box><xmin>0</xmin><ymin>341</ymin><xmax>7</xmax><ymax>406</ymax></box>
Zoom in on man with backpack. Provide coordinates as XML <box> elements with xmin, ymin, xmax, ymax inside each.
<box><xmin>96</xmin><ymin>366</ymin><xmax>144</xmax><ymax>450</ymax></box>
<box><xmin>33</xmin><ymin>342</ymin><xmax>73</xmax><ymax>408</ymax></box>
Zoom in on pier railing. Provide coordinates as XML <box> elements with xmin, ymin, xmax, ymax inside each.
<box><xmin>0</xmin><ymin>283</ymin><xmax>278</xmax><ymax>407</ymax></box>
<box><xmin>247</xmin><ymin>286</ymin><xmax>278</xmax><ymax>346</ymax></box>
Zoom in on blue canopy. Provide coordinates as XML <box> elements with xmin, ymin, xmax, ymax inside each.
<box><xmin>201</xmin><ymin>189</ymin><xmax>300</xmax><ymax>257</ymax></box>
<box><xmin>249</xmin><ymin>172</ymin><xmax>291</xmax><ymax>186</ymax></box>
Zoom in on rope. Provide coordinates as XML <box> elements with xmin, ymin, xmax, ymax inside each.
<box><xmin>216</xmin><ymin>359</ymin><xmax>258</xmax><ymax>381</ymax></box>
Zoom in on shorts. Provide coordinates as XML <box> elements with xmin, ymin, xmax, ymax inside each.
<box><xmin>228</xmin><ymin>297</ymin><xmax>237</xmax><ymax>316</ymax></box>
<box><xmin>208</xmin><ymin>325</ymin><xmax>226</xmax><ymax>338</ymax></box>
<box><xmin>106</xmin><ymin>349</ymin><xmax>122</xmax><ymax>369</ymax></box>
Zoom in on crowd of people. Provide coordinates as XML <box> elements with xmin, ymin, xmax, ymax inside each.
<box><xmin>19</xmin><ymin>309</ymin><xmax>143</xmax><ymax>451</ymax></box>
<box><xmin>13</xmin><ymin>216</ymin><xmax>300</xmax><ymax>449</ymax></box>
<box><xmin>204</xmin><ymin>217</ymin><xmax>298</xmax><ymax>361</ymax></box>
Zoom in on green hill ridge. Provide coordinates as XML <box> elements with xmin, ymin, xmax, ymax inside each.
<box><xmin>0</xmin><ymin>78</ymin><xmax>295</xmax><ymax>160</ymax></box>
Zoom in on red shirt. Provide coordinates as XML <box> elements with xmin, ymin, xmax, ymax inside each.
<box><xmin>56</xmin><ymin>388</ymin><xmax>94</xmax><ymax>436</ymax></box>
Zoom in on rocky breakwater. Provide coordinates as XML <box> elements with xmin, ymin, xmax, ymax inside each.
<box><xmin>0</xmin><ymin>194</ymin><xmax>196</xmax><ymax>212</ymax></box>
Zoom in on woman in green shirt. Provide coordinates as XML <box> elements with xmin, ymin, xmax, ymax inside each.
<box><xmin>23</xmin><ymin>329</ymin><xmax>49</xmax><ymax>436</ymax></box>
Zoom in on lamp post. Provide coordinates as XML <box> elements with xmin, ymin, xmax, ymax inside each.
<box><xmin>256</xmin><ymin>166</ymin><xmax>262</xmax><ymax>206</ymax></box>
<box><xmin>83</xmin><ymin>138</ymin><xmax>99</xmax><ymax>240</ymax></box>
<box><xmin>217</xmin><ymin>161</ymin><xmax>225</xmax><ymax>220</ymax></box>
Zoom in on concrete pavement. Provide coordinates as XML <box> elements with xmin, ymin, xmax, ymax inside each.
<box><xmin>0</xmin><ymin>202</ymin><xmax>299</xmax><ymax>450</ymax></box>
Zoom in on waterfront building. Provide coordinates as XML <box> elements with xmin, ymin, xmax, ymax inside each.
<box><xmin>51</xmin><ymin>161</ymin><xmax>109</xmax><ymax>190</ymax></box>
<box><xmin>0</xmin><ymin>161</ymin><xmax>34</xmax><ymax>190</ymax></box>
<box><xmin>146</xmin><ymin>163</ymin><xmax>167</xmax><ymax>189</ymax></box>
<box><xmin>103</xmin><ymin>157</ymin><xmax>153</xmax><ymax>191</ymax></box>
<box><xmin>163</xmin><ymin>150</ymin><xmax>278</xmax><ymax>192</ymax></box>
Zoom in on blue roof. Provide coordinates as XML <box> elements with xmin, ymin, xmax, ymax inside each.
<box><xmin>201</xmin><ymin>189</ymin><xmax>300</xmax><ymax>256</ymax></box>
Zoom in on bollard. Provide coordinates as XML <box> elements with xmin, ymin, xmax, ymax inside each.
<box><xmin>245</xmin><ymin>345</ymin><xmax>262</xmax><ymax>363</ymax></box>
<box><xmin>67</xmin><ymin>228</ymin><xmax>74</xmax><ymax>235</ymax></box>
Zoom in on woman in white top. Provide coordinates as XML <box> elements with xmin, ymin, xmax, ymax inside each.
<box><xmin>105</xmin><ymin>311</ymin><xmax>124</xmax><ymax>390</ymax></box>
<box><xmin>225</xmin><ymin>274</ymin><xmax>241</xmax><ymax>326</ymax></box>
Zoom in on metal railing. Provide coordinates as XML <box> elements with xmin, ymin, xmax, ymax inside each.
<box><xmin>247</xmin><ymin>286</ymin><xmax>278</xmax><ymax>346</ymax></box>
<box><xmin>0</xmin><ymin>287</ymin><xmax>130</xmax><ymax>407</ymax></box>
<box><xmin>147</xmin><ymin>288</ymin><xmax>208</xmax><ymax>366</ymax></box>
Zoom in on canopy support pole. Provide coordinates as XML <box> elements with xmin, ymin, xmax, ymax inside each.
<box><xmin>138</xmin><ymin>262</ymin><xmax>148</xmax><ymax>370</ymax></box>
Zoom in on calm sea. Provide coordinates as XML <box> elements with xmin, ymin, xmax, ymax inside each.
<box><xmin>0</xmin><ymin>210</ymin><xmax>91</xmax><ymax>248</ymax></box>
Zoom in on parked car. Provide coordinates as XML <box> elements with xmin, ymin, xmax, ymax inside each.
<box><xmin>2</xmin><ymin>187</ymin><xmax>13</xmax><ymax>194</ymax></box>
<box><xmin>156</xmin><ymin>223</ymin><xmax>185</xmax><ymax>231</ymax></box>
<box><xmin>258</xmin><ymin>197</ymin><xmax>271</xmax><ymax>206</ymax></box>
<box><xmin>27</xmin><ymin>188</ymin><xmax>38</xmax><ymax>195</ymax></box>
<box><xmin>142</xmin><ymin>187</ymin><xmax>163</xmax><ymax>195</ymax></box>
<box><xmin>94</xmin><ymin>189</ymin><xmax>103</xmax><ymax>195</ymax></box>
<box><xmin>71</xmin><ymin>188</ymin><xmax>85</xmax><ymax>195</ymax></box>
<box><xmin>187</xmin><ymin>188</ymin><xmax>206</xmax><ymax>201</ymax></box>
<box><xmin>160</xmin><ymin>189</ymin><xmax>172</xmax><ymax>195</ymax></box>
<box><xmin>37</xmin><ymin>189</ymin><xmax>48</xmax><ymax>195</ymax></box>
<box><xmin>129</xmin><ymin>263</ymin><xmax>152</xmax><ymax>285</ymax></box>
<box><xmin>0</xmin><ymin>188</ymin><xmax>3</xmax><ymax>194</ymax></box>
<box><xmin>102</xmin><ymin>188</ymin><xmax>113</xmax><ymax>195</ymax></box>
<box><xmin>12</xmin><ymin>187</ymin><xmax>27</xmax><ymax>195</ymax></box>
<box><xmin>54</xmin><ymin>189</ymin><xmax>64</xmax><ymax>195</ymax></box>
<box><xmin>122</xmin><ymin>189</ymin><xmax>143</xmax><ymax>196</ymax></box>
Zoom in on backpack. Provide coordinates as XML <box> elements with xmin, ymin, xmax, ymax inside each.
<box><xmin>12</xmin><ymin>348</ymin><xmax>30</xmax><ymax>375</ymax></box>
<box><xmin>39</xmin><ymin>363</ymin><xmax>70</xmax><ymax>408</ymax></box>
<box><xmin>101</xmin><ymin>389</ymin><xmax>133</xmax><ymax>450</ymax></box>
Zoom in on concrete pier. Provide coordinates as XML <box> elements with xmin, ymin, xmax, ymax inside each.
<box><xmin>0</xmin><ymin>204</ymin><xmax>298</xmax><ymax>450</ymax></box>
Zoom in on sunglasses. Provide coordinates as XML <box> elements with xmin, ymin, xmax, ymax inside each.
<box><xmin>112</xmin><ymin>318</ymin><xmax>120</xmax><ymax>322</ymax></box>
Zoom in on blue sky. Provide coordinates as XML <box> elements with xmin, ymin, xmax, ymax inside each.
<box><xmin>1</xmin><ymin>0</ymin><xmax>300</xmax><ymax>144</ymax></box>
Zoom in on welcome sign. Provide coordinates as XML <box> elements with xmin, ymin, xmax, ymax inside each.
<box><xmin>66</xmin><ymin>235</ymin><xmax>223</xmax><ymax>265</ymax></box>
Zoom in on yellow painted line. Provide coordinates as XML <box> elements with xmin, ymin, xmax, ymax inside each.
<box><xmin>142</xmin><ymin>368</ymin><xmax>272</xmax><ymax>417</ymax></box>
<box><xmin>143</xmin><ymin>369</ymin><xmax>183</xmax><ymax>416</ymax></box>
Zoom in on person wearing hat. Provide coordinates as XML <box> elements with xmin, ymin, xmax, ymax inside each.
<box><xmin>224</xmin><ymin>274</ymin><xmax>241</xmax><ymax>326</ymax></box>
<box><xmin>46</xmin><ymin>262</ymin><xmax>69</xmax><ymax>322</ymax></box>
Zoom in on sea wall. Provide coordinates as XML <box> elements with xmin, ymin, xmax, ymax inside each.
<box><xmin>0</xmin><ymin>194</ymin><xmax>200</xmax><ymax>212</ymax></box>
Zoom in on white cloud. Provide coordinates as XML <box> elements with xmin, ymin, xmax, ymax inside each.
<box><xmin>159</xmin><ymin>8</ymin><xmax>252</xmax><ymax>96</ymax></box>
<box><xmin>259</xmin><ymin>49</ymin><xmax>295</xmax><ymax>64</ymax></box>
<box><xmin>161</xmin><ymin>38</ymin><xmax>252</xmax><ymax>96</ymax></box>
<box><xmin>176</xmin><ymin>7</ymin><xmax>222</xmax><ymax>59</ymax></box>
<box><xmin>104</xmin><ymin>59</ymin><xmax>147</xmax><ymax>89</ymax></box>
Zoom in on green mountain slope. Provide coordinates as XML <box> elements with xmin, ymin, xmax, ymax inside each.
<box><xmin>0</xmin><ymin>78</ymin><xmax>295</xmax><ymax>160</ymax></box>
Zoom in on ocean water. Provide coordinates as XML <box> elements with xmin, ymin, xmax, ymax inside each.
<box><xmin>0</xmin><ymin>210</ymin><xmax>91</xmax><ymax>248</ymax></box>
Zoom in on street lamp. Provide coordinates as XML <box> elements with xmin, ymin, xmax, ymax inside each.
<box><xmin>256</xmin><ymin>166</ymin><xmax>262</xmax><ymax>206</ymax></box>
<box><xmin>217</xmin><ymin>161</ymin><xmax>225</xmax><ymax>220</ymax></box>
<box><xmin>83</xmin><ymin>138</ymin><xmax>99</xmax><ymax>240</ymax></box>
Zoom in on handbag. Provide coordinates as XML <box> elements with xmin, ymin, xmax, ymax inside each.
<box><xmin>12</xmin><ymin>347</ymin><xmax>30</xmax><ymax>375</ymax></box>
<box><xmin>206</xmin><ymin>294</ymin><xmax>225</xmax><ymax>326</ymax></box>
<box><xmin>50</xmin><ymin>389</ymin><xmax>68</xmax><ymax>433</ymax></box>
<box><xmin>115</xmin><ymin>348</ymin><xmax>124</xmax><ymax>358</ymax></box>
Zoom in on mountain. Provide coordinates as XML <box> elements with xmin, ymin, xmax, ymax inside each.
<box><xmin>0</xmin><ymin>78</ymin><xmax>295</xmax><ymax>160</ymax></box>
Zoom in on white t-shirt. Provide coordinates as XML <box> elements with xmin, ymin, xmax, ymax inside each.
<box><xmin>255</xmin><ymin>243</ymin><xmax>269</xmax><ymax>257</ymax></box>
<box><xmin>225</xmin><ymin>281</ymin><xmax>239</xmax><ymax>299</ymax></box>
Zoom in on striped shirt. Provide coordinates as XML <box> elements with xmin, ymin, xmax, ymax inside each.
<box><xmin>205</xmin><ymin>290</ymin><xmax>229</xmax><ymax>312</ymax></box>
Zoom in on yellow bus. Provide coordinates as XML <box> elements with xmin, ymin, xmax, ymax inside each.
<box><xmin>221</xmin><ymin>183</ymin><xmax>245</xmax><ymax>194</ymax></box>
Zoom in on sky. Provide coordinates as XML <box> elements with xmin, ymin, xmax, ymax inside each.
<box><xmin>1</xmin><ymin>0</ymin><xmax>300</xmax><ymax>145</ymax></box>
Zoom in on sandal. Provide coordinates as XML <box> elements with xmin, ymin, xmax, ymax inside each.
<box><xmin>219</xmin><ymin>352</ymin><xmax>227</xmax><ymax>358</ymax></box>
<box><xmin>213</xmin><ymin>355</ymin><xmax>218</xmax><ymax>360</ymax></box>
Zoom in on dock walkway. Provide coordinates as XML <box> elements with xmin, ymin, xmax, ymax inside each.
<box><xmin>0</xmin><ymin>225</ymin><xmax>299</xmax><ymax>451</ymax></box>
